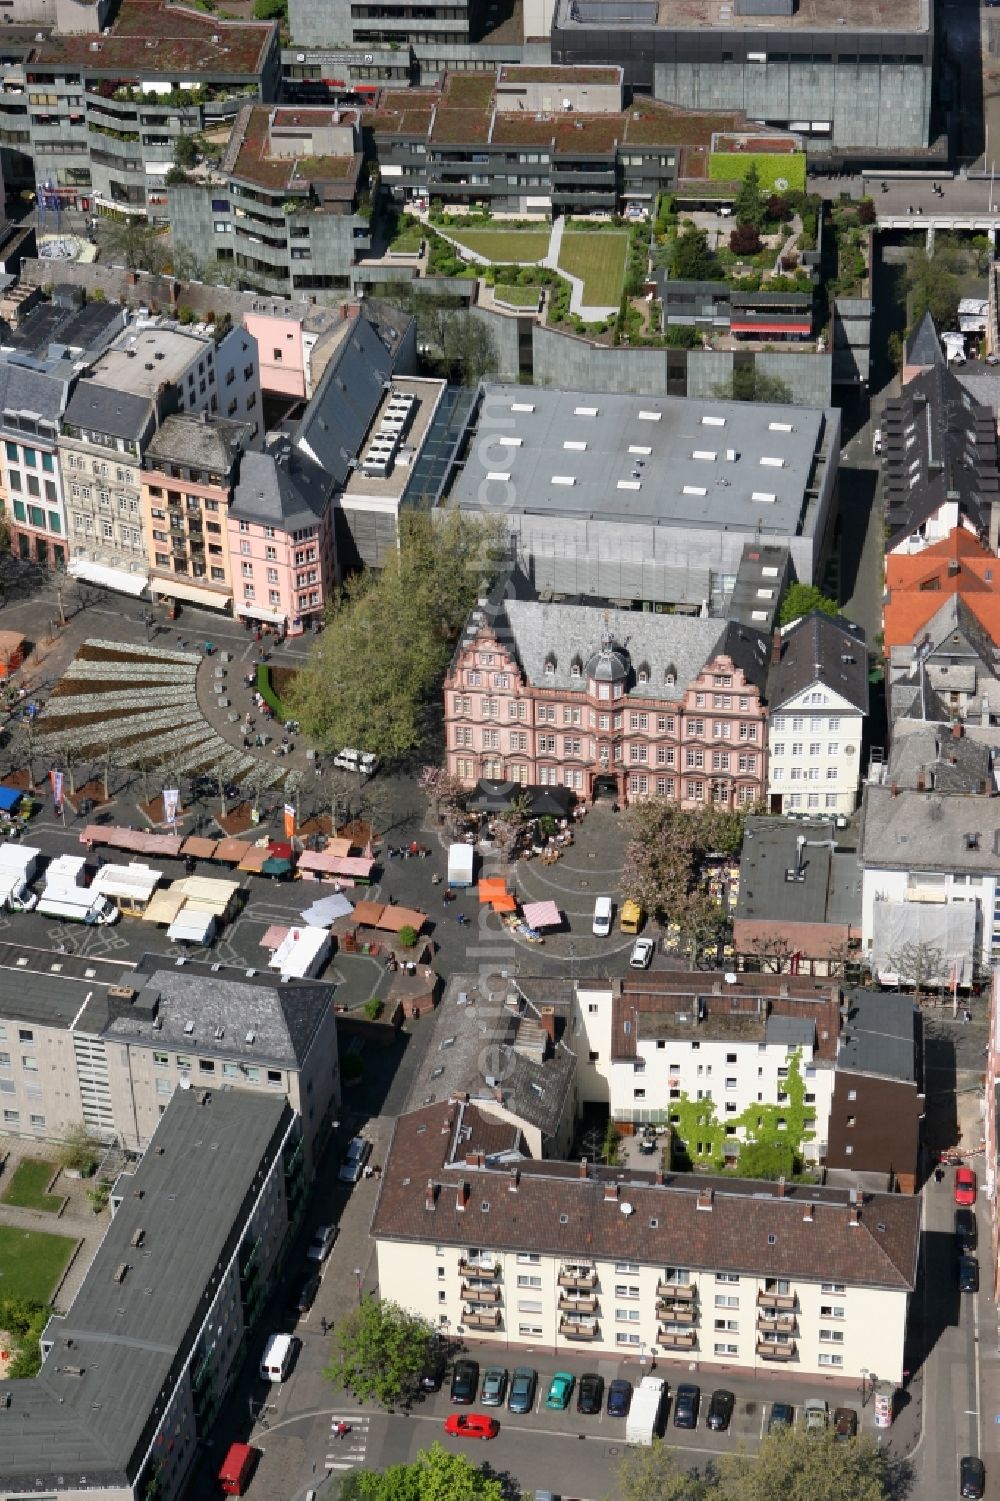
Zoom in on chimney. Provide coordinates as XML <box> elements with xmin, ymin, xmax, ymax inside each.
<box><xmin>465</xmin><ymin>1150</ymin><xmax>485</xmax><ymax>1169</ymax></box>
<box><xmin>772</xmin><ymin>629</ymin><xmax>782</xmax><ymax>664</ymax></box>
<box><xmin>697</xmin><ymin>1188</ymin><xmax>714</xmax><ymax>1212</ymax></box>
<box><xmin>917</xmin><ymin>768</ymin><xmax>926</xmax><ymax>792</ymax></box>
<box><xmin>604</xmin><ymin>1181</ymin><xmax>619</xmax><ymax>1203</ymax></box>
<box><xmin>777</xmin><ymin>1175</ymin><xmax>786</xmax><ymax>1197</ymax></box>
<box><xmin>953</xmin><ymin>720</ymin><xmax>963</xmax><ymax>739</ymax></box>
<box><xmin>509</xmin><ymin>1167</ymin><xmax>520</xmax><ymax>1193</ymax></box>
<box><xmin>890</xmin><ymin>781</ymin><xmax>898</xmax><ymax>798</ymax></box>
<box><xmin>494</xmin><ymin>1086</ymin><xmax>504</xmax><ymax>1104</ymax></box>
<box><xmin>803</xmin><ymin>1202</ymin><xmax>814</xmax><ymax>1222</ymax></box>
<box><xmin>655</xmin><ymin>1169</ymin><xmax>665</xmax><ymax>1186</ymax></box>
<box><xmin>456</xmin><ymin>1181</ymin><xmax>469</xmax><ymax>1213</ymax></box>
<box><xmin>579</xmin><ymin>1157</ymin><xmax>588</xmax><ymax>1179</ymax></box>
<box><xmin>849</xmin><ymin>1201</ymin><xmax>861</xmax><ymax>1227</ymax></box>
<box><xmin>425</xmin><ymin>1179</ymin><xmax>437</xmax><ymax>1212</ymax></box>
<box><xmin>540</xmin><ymin>1005</ymin><xmax>557</xmax><ymax>1045</ymax></box>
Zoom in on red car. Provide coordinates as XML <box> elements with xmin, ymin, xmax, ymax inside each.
<box><xmin>443</xmin><ymin>1412</ymin><xmax>499</xmax><ymax>1440</ymax></box>
<box><xmin>955</xmin><ymin>1167</ymin><xmax>977</xmax><ymax>1207</ymax></box>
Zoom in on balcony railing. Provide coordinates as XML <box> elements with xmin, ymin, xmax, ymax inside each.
<box><xmin>756</xmin><ymin>1290</ymin><xmax>796</xmax><ymax>1311</ymax></box>
<box><xmin>757</xmin><ymin>1312</ymin><xmax>797</xmax><ymax>1335</ymax></box>
<box><xmin>462</xmin><ymin>1283</ymin><xmax>501</xmax><ymax>1305</ymax></box>
<box><xmin>558</xmin><ymin>1267</ymin><xmax>597</xmax><ymax>1290</ymax></box>
<box><xmin>558</xmin><ymin>1292</ymin><xmax>598</xmax><ymax>1314</ymax></box>
<box><xmin>655</xmin><ymin>1301</ymin><xmax>697</xmax><ymax>1324</ymax></box>
<box><xmin>463</xmin><ymin>1307</ymin><xmax>501</xmax><ymax>1330</ymax></box>
<box><xmin>560</xmin><ymin>1317</ymin><xmax>600</xmax><ymax>1340</ymax></box>
<box><xmin>657</xmin><ymin>1280</ymin><xmax>695</xmax><ymax>1300</ymax></box>
<box><xmin>459</xmin><ymin>1258</ymin><xmax>499</xmax><ymax>1280</ymax></box>
<box><xmin>658</xmin><ymin>1327</ymin><xmax>698</xmax><ymax>1349</ymax></box>
<box><xmin>756</xmin><ymin>1339</ymin><xmax>797</xmax><ymax>1361</ymax></box>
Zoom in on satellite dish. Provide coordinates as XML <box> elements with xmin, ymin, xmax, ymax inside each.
<box><xmin>620</xmin><ymin>1201</ymin><xmax>634</xmax><ymax>1216</ymax></box>
<box><xmin>724</xmin><ymin>972</ymin><xmax>737</xmax><ymax>984</ymax></box>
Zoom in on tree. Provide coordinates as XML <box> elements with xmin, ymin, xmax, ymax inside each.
<box><xmin>173</xmin><ymin>133</ymin><xmax>197</xmax><ymax>170</ymax></box>
<box><xmin>778</xmin><ymin>583</ymin><xmax>839</xmax><ymax>627</ymax></box>
<box><xmin>886</xmin><ymin>939</ymin><xmax>947</xmax><ymax>990</ymax></box>
<box><xmin>324</xmin><ymin>1297</ymin><xmax>434</xmax><ymax>1409</ymax></box>
<box><xmin>602</xmin><ymin>1117</ymin><xmax>622</xmax><ymax>1166</ymax></box>
<box><xmin>729</xmin><ymin>222</ymin><xmax>762</xmax><ymax>256</ymax></box>
<box><xmin>287</xmin><ymin>512</ymin><xmax>505</xmax><ymax>759</ymax></box>
<box><xmin>342</xmin><ymin>1444</ymin><xmax>505</xmax><ymax>1501</ymax></box>
<box><xmin>253</xmin><ymin>0</ymin><xmax>287</xmax><ymax>16</ymax></box>
<box><xmin>621</xmin><ymin>801</ymin><xmax>749</xmax><ymax>930</ymax></box>
<box><xmin>716</xmin><ymin>1425</ymin><xmax>890</xmax><ymax>1501</ymax></box>
<box><xmin>97</xmin><ymin>218</ymin><xmax>168</xmax><ymax>275</ymax></box>
<box><xmin>419</xmin><ymin>765</ymin><xmax>468</xmax><ymax>821</ymax></box>
<box><xmin>906</xmin><ymin>246</ymin><xmax>960</xmax><ymax>334</ymax></box>
<box><xmin>734</xmin><ymin>163</ymin><xmax>766</xmax><ymax>232</ymax></box>
<box><xmin>57</xmin><ymin>1122</ymin><xmax>102</xmax><ymax>1175</ymax></box>
<box><xmin>670</xmin><ymin>226</ymin><xmax>715</xmax><ymax>281</ymax></box>
<box><xmin>736</xmin><ymin>1139</ymin><xmax>798</xmax><ymax>1180</ymax></box>
<box><xmin>746</xmin><ymin>932</ymin><xmax>792</xmax><ymax>973</ymax></box>
<box><xmin>618</xmin><ymin>1441</ymin><xmax>709</xmax><ymax>1501</ymax></box>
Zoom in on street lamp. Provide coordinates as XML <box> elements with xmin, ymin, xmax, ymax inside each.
<box><xmin>354</xmin><ymin>1265</ymin><xmax>363</xmax><ymax>1304</ymax></box>
<box><xmin>860</xmin><ymin>1368</ymin><xmax>876</xmax><ymax>1407</ymax></box>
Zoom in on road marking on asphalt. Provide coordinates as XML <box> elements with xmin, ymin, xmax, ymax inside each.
<box><xmin>326</xmin><ymin>1413</ymin><xmax>370</xmax><ymax>1473</ymax></box>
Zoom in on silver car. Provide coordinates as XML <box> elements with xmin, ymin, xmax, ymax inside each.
<box><xmin>338</xmin><ymin>1136</ymin><xmax>372</xmax><ymax>1184</ymax></box>
<box><xmin>481</xmin><ymin>1367</ymin><xmax>507</xmax><ymax>1406</ymax></box>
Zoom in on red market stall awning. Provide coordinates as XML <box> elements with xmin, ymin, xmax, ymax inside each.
<box><xmin>492</xmin><ymin>894</ymin><xmax>517</xmax><ymax>913</ymax></box>
<box><xmin>521</xmin><ymin>899</ymin><xmax>562</xmax><ymax>929</ymax></box>
<box><xmin>730</xmin><ymin>321</ymin><xmax>812</xmax><ymax>335</ymax></box>
<box><xmin>81</xmin><ymin>826</ymin><xmax>184</xmax><ymax>858</ymax></box>
<box><xmin>377</xmin><ymin>904</ymin><xmax>426</xmax><ymax>934</ymax></box>
<box><xmin>478</xmin><ymin>876</ymin><xmax>509</xmax><ymax>905</ymax></box>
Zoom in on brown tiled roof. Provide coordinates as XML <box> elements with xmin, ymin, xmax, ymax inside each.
<box><xmin>615</xmin><ymin>974</ymin><xmax>843</xmax><ymax>1061</ymax></box>
<box><xmin>372</xmin><ymin>1101</ymin><xmax>921</xmax><ymax>1291</ymax></box>
<box><xmin>31</xmin><ymin>0</ymin><xmax>273</xmax><ymax>77</ymax></box>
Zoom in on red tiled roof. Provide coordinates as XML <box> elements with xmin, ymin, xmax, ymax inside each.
<box><xmin>883</xmin><ymin>528</ymin><xmax>1000</xmax><ymax>649</ymax></box>
<box><xmin>372</xmin><ymin>1100</ymin><xmax>921</xmax><ymax>1290</ymax></box>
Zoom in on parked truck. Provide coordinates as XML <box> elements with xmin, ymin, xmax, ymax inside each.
<box><xmin>0</xmin><ymin>843</ymin><xmax>41</xmax><ymax>911</ymax></box>
<box><xmin>448</xmin><ymin>842</ymin><xmax>474</xmax><ymax>889</ymax></box>
<box><xmin>626</xmin><ymin>1376</ymin><xmax>666</xmax><ymax>1446</ymax></box>
<box><xmin>36</xmin><ymin>887</ymin><xmax>118</xmax><ymax>925</ymax></box>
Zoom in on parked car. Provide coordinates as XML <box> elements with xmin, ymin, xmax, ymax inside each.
<box><xmin>592</xmin><ymin>896</ymin><xmax>613</xmax><ymax>937</ymax></box>
<box><xmin>834</xmin><ymin>1407</ymin><xmax>859</xmax><ymax>1442</ymax></box>
<box><xmin>803</xmin><ymin>1399</ymin><xmax>828</xmax><ymax>1433</ymax></box>
<box><xmin>293</xmin><ymin>1273</ymin><xmax>320</xmax><ymax>1316</ymax></box>
<box><xmin>443</xmin><ymin>1412</ymin><xmax>498</xmax><ymax>1440</ymax></box>
<box><xmin>955</xmin><ymin>1166</ymin><xmax>977</xmax><ymax>1206</ymax></box>
<box><xmin>338</xmin><ymin>1136</ymin><xmax>372</xmax><ymax>1185</ymax></box>
<box><xmin>673</xmin><ymin>1384</ymin><xmax>700</xmax><ymax>1429</ymax></box>
<box><xmin>767</xmin><ymin>1403</ymin><xmax>794</xmax><ymax>1433</ymax></box>
<box><xmin>607</xmin><ymin>1378</ymin><xmax>633</xmax><ymax>1417</ymax></box>
<box><xmin>961</xmin><ymin>1457</ymin><xmax>986</xmax><ymax>1500</ymax></box>
<box><xmin>707</xmin><ymin>1390</ymin><xmax>735</xmax><ymax>1432</ymax></box>
<box><xmin>629</xmin><ymin>936</ymin><xmax>655</xmax><ymax>969</ymax></box>
<box><xmin>450</xmin><ymin>1359</ymin><xmax>479</xmax><ymax>1405</ymax></box>
<box><xmin>546</xmin><ymin>1372</ymin><xmax>574</xmax><ymax>1410</ymax></box>
<box><xmin>955</xmin><ymin>1208</ymin><xmax>978</xmax><ymax>1253</ymax></box>
<box><xmin>481</xmin><ymin>1368</ymin><xmax>508</xmax><ymax>1407</ymax></box>
<box><xmin>419</xmin><ymin>1348</ymin><xmax>446</xmax><ymax>1392</ymax></box>
<box><xmin>508</xmin><ymin>1367</ymin><xmax>537</xmax><ymax>1414</ymax></box>
<box><xmin>305</xmin><ymin>1224</ymin><xmax>337</xmax><ymax>1263</ymax></box>
<box><xmin>960</xmin><ymin>1255</ymin><xmax>980</xmax><ymax>1293</ymax></box>
<box><xmin>577</xmin><ymin>1373</ymin><xmax>604</xmax><ymax>1415</ymax></box>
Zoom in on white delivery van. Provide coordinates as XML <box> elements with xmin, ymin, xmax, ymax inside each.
<box><xmin>36</xmin><ymin>888</ymin><xmax>118</xmax><ymax>925</ymax></box>
<box><xmin>626</xmin><ymin>1376</ymin><xmax>665</xmax><ymax>1446</ymax></box>
<box><xmin>448</xmin><ymin>842</ymin><xmax>474</xmax><ymax>888</ymax></box>
<box><xmin>0</xmin><ymin>844</ymin><xmax>41</xmax><ymax>911</ymax></box>
<box><xmin>592</xmin><ymin>896</ymin><xmax>613</xmax><ymax>936</ymax></box>
<box><xmin>259</xmin><ymin>1333</ymin><xmax>296</xmax><ymax>1384</ymax></box>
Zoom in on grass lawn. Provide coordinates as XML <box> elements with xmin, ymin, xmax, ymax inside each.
<box><xmin>557</xmin><ymin>231</ymin><xmax>628</xmax><ymax>305</ymax></box>
<box><xmin>444</xmin><ymin>228</ymin><xmax>551</xmax><ymax>263</ymax></box>
<box><xmin>0</xmin><ymin>1224</ymin><xmax>76</xmax><ymax>1304</ymax></box>
<box><xmin>2</xmin><ymin>1159</ymin><xmax>64</xmax><ymax>1214</ymax></box>
<box><xmin>389</xmin><ymin>225</ymin><xmax>425</xmax><ymax>254</ymax></box>
<box><xmin>493</xmin><ymin>283</ymin><xmax>541</xmax><ymax>307</ymax></box>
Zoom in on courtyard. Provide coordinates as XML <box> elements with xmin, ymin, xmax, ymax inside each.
<box><xmin>0</xmin><ymin>1224</ymin><xmax>77</xmax><ymax>1306</ymax></box>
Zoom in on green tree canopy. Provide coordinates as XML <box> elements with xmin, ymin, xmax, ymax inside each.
<box><xmin>736</xmin><ymin>1139</ymin><xmax>798</xmax><ymax>1180</ymax></box>
<box><xmin>324</xmin><ymin>1297</ymin><xmax>434</xmax><ymax>1409</ymax></box>
<box><xmin>287</xmin><ymin>511</ymin><xmax>504</xmax><ymax>760</ymax></box>
<box><xmin>906</xmin><ymin>245</ymin><xmax>960</xmax><ymax>333</ymax></box>
<box><xmin>621</xmin><ymin>802</ymin><xmax>750</xmax><ymax>930</ymax></box>
<box><xmin>173</xmin><ymin>133</ymin><xmax>197</xmax><ymax>169</ymax></box>
<box><xmin>618</xmin><ymin>1429</ymin><xmax>891</xmax><ymax>1501</ymax></box>
<box><xmin>342</xmin><ymin>1443</ymin><xmax>505</xmax><ymax>1501</ymax></box>
<box><xmin>97</xmin><ymin>218</ymin><xmax>168</xmax><ymax>274</ymax></box>
<box><xmin>778</xmin><ymin>582</ymin><xmax>839</xmax><ymax>627</ymax></box>
<box><xmin>670</xmin><ymin>226</ymin><xmax>715</xmax><ymax>280</ymax></box>
<box><xmin>734</xmin><ymin>162</ymin><xmax>766</xmax><ymax>232</ymax></box>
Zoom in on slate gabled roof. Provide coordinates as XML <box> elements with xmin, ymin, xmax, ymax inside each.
<box><xmin>767</xmin><ymin>609</ymin><xmax>869</xmax><ymax>714</ymax></box>
<box><xmin>63</xmin><ymin>378</ymin><xmax>152</xmax><ymax>441</ymax></box>
<box><xmin>905</xmin><ymin>309</ymin><xmax>944</xmax><ymax>371</ymax></box>
<box><xmin>230</xmin><ymin>439</ymin><xmax>331</xmax><ymax>531</ymax></box>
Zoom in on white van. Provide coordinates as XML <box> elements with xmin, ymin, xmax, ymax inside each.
<box><xmin>592</xmin><ymin>896</ymin><xmax>613</xmax><ymax>937</ymax></box>
<box><xmin>259</xmin><ymin>1333</ymin><xmax>296</xmax><ymax>1384</ymax></box>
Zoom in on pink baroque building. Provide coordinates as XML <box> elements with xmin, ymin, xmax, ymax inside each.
<box><xmin>444</xmin><ymin>598</ymin><xmax>770</xmax><ymax>806</ymax></box>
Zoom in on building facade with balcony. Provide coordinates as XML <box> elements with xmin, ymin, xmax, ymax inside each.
<box><xmin>0</xmin><ymin>1088</ymin><xmax>299</xmax><ymax>1501</ymax></box>
<box><xmin>373</xmin><ymin>1098</ymin><xmax>920</xmax><ymax>1381</ymax></box>
<box><xmin>141</xmin><ymin>411</ymin><xmax>255</xmax><ymax>613</ymax></box>
<box><xmin>0</xmin><ymin>362</ymin><xmax>72</xmax><ymax>570</ymax></box>
<box><xmin>5</xmin><ymin>0</ymin><xmax>280</xmax><ymax>217</ymax></box>
<box><xmin>445</xmin><ymin>591</ymin><xmax>769</xmax><ymax>805</ymax></box>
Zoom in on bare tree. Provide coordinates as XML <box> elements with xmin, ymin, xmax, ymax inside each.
<box><xmin>887</xmin><ymin>940</ymin><xmax>947</xmax><ymax>991</ymax></box>
<box><xmin>747</xmin><ymin>932</ymin><xmax>793</xmax><ymax>974</ymax></box>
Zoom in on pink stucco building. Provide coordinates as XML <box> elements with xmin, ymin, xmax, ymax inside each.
<box><xmin>444</xmin><ymin>598</ymin><xmax>770</xmax><ymax>806</ymax></box>
<box><xmin>243</xmin><ymin>302</ymin><xmax>355</xmax><ymax>402</ymax></box>
<box><xmin>227</xmin><ymin>438</ymin><xmax>336</xmax><ymax>632</ymax></box>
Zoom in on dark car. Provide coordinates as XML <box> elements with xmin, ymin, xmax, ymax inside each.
<box><xmin>834</xmin><ymin>1407</ymin><xmax>859</xmax><ymax>1442</ymax></box>
<box><xmin>450</xmin><ymin>1359</ymin><xmax>479</xmax><ymax>1405</ymax></box>
<box><xmin>508</xmin><ymin>1367</ymin><xmax>537</xmax><ymax>1414</ymax></box>
<box><xmin>767</xmin><ymin>1403</ymin><xmax>794</xmax><ymax>1433</ymax></box>
<box><xmin>577</xmin><ymin>1373</ymin><xmax>604</xmax><ymax>1415</ymax></box>
<box><xmin>673</xmin><ymin>1384</ymin><xmax>700</xmax><ymax>1430</ymax></box>
<box><xmin>607</xmin><ymin>1378</ymin><xmax>633</xmax><ymax>1418</ymax></box>
<box><xmin>956</xmin><ymin>1208</ymin><xmax>978</xmax><ymax>1253</ymax></box>
<box><xmin>960</xmin><ymin>1255</ymin><xmax>980</xmax><ymax>1293</ymax></box>
<box><xmin>292</xmin><ymin>1273</ymin><xmax>320</xmax><ymax>1316</ymax></box>
<box><xmin>420</xmin><ymin>1348</ymin><xmax>446</xmax><ymax>1392</ymax></box>
<box><xmin>707</xmin><ymin>1389</ymin><xmax>735</xmax><ymax>1432</ymax></box>
<box><xmin>961</xmin><ymin>1457</ymin><xmax>986</xmax><ymax>1500</ymax></box>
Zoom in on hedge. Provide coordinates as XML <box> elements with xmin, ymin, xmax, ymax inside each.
<box><xmin>708</xmin><ymin>152</ymin><xmax>806</xmax><ymax>194</ymax></box>
<box><xmin>256</xmin><ymin>664</ymin><xmax>288</xmax><ymax>719</ymax></box>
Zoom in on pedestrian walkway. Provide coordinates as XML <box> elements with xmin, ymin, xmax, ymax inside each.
<box><xmin>325</xmin><ymin>1412</ymin><xmax>371</xmax><ymax>1472</ymax></box>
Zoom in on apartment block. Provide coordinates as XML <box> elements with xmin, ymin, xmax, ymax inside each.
<box><xmin>141</xmin><ymin>411</ymin><xmax>256</xmax><ymax>613</ymax></box>
<box><xmin>373</xmin><ymin>1098</ymin><xmax>920</xmax><ymax>1381</ymax></box>
<box><xmin>826</xmin><ymin>991</ymin><xmax>924</xmax><ymax>1193</ymax></box>
<box><xmin>0</xmin><ymin>1088</ymin><xmax>301</xmax><ymax>1501</ymax></box>
<box><xmin>0</xmin><ymin>951</ymin><xmax>340</xmax><ymax>1172</ymax></box>
<box><xmin>0</xmin><ymin>363</ymin><xmax>71</xmax><ymax>570</ymax></box>
<box><xmin>228</xmin><ymin>439</ymin><xmax>335</xmax><ymax>630</ymax></box>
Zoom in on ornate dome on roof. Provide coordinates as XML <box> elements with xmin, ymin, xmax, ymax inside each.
<box><xmin>584</xmin><ymin>633</ymin><xmax>630</xmax><ymax>683</ymax></box>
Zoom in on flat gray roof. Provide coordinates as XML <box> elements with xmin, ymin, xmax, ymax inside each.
<box><xmin>838</xmin><ymin>990</ymin><xmax>920</xmax><ymax>1084</ymax></box>
<box><xmin>449</xmin><ymin>384</ymin><xmax>831</xmax><ymax>534</ymax></box>
<box><xmin>736</xmin><ymin>817</ymin><xmax>861</xmax><ymax>928</ymax></box>
<box><xmin>861</xmin><ymin>785</ymin><xmax>1000</xmax><ymax>873</ymax></box>
<box><xmin>0</xmin><ymin>941</ymin><xmax>126</xmax><ymax>1032</ymax></box>
<box><xmin>0</xmin><ymin>1088</ymin><xmax>293</xmax><ymax>1495</ymax></box>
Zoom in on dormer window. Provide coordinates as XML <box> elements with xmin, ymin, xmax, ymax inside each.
<box><xmin>544</xmin><ymin>653</ymin><xmax>556</xmax><ymax>677</ymax></box>
<box><xmin>570</xmin><ymin>657</ymin><xmax>582</xmax><ymax>679</ymax></box>
<box><xmin>637</xmin><ymin>660</ymin><xmax>650</xmax><ymax>685</ymax></box>
<box><xmin>664</xmin><ymin>662</ymin><xmax>677</xmax><ymax>687</ymax></box>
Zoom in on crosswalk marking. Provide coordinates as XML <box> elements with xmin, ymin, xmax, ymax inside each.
<box><xmin>325</xmin><ymin>1413</ymin><xmax>370</xmax><ymax>1473</ymax></box>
